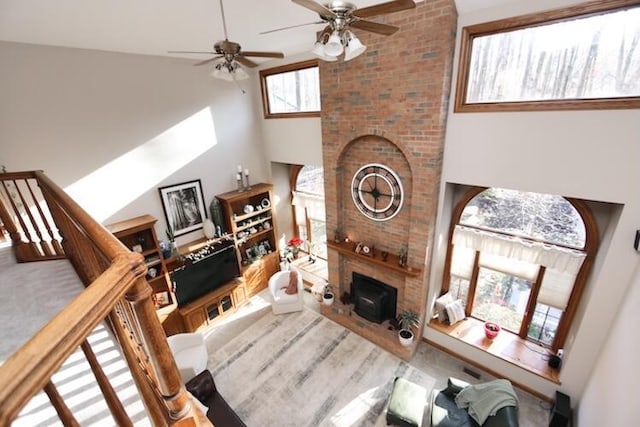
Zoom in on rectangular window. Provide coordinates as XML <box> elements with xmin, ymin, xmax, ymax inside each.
<box><xmin>260</xmin><ymin>60</ymin><xmax>320</xmax><ymax>118</ymax></box>
<box><xmin>528</xmin><ymin>303</ymin><xmax>562</xmax><ymax>346</ymax></box>
<box><xmin>455</xmin><ymin>0</ymin><xmax>640</xmax><ymax>112</ymax></box>
<box><xmin>471</xmin><ymin>268</ymin><xmax>532</xmax><ymax>333</ymax></box>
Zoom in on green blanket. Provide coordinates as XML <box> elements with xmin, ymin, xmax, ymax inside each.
<box><xmin>454</xmin><ymin>379</ymin><xmax>518</xmax><ymax>424</ymax></box>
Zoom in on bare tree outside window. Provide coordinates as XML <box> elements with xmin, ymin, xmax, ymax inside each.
<box><xmin>261</xmin><ymin>61</ymin><xmax>320</xmax><ymax>117</ymax></box>
<box><xmin>456</xmin><ymin>2</ymin><xmax>640</xmax><ymax>111</ymax></box>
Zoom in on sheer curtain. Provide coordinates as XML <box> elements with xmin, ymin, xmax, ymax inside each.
<box><xmin>451</xmin><ymin>225</ymin><xmax>586</xmax><ymax>309</ymax></box>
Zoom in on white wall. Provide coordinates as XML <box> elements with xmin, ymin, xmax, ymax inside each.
<box><xmin>255</xmin><ymin>53</ymin><xmax>324</xmax><ymax>168</ymax></box>
<box><xmin>0</xmin><ymin>41</ymin><xmax>266</xmax><ymax>246</ymax></box>
<box><xmin>426</xmin><ymin>0</ymin><xmax>640</xmax><ymax>412</ymax></box>
<box><xmin>577</xmin><ymin>264</ymin><xmax>640</xmax><ymax>426</ymax></box>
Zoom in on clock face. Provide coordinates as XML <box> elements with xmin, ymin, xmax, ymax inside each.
<box><xmin>351</xmin><ymin>163</ymin><xmax>404</xmax><ymax>221</ymax></box>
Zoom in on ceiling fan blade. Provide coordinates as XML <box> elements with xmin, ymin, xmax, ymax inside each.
<box><xmin>353</xmin><ymin>0</ymin><xmax>416</xmax><ymax>19</ymax></box>
<box><xmin>235</xmin><ymin>56</ymin><xmax>259</xmax><ymax>68</ymax></box>
<box><xmin>260</xmin><ymin>21</ymin><xmax>325</xmax><ymax>35</ymax></box>
<box><xmin>241</xmin><ymin>51</ymin><xmax>284</xmax><ymax>59</ymax></box>
<box><xmin>351</xmin><ymin>19</ymin><xmax>399</xmax><ymax>36</ymax></box>
<box><xmin>168</xmin><ymin>51</ymin><xmax>216</xmax><ymax>54</ymax></box>
<box><xmin>194</xmin><ymin>56</ymin><xmax>223</xmax><ymax>66</ymax></box>
<box><xmin>292</xmin><ymin>0</ymin><xmax>335</xmax><ymax>20</ymax></box>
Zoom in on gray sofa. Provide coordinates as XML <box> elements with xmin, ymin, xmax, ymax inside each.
<box><xmin>430</xmin><ymin>377</ymin><xmax>519</xmax><ymax>427</ymax></box>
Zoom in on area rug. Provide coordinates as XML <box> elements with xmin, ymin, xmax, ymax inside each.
<box><xmin>207</xmin><ymin>308</ymin><xmax>436</xmax><ymax>427</ymax></box>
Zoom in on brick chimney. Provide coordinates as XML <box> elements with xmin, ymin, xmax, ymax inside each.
<box><xmin>320</xmin><ymin>0</ymin><xmax>457</xmax><ymax>357</ymax></box>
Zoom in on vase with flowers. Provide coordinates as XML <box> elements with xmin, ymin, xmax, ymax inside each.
<box><xmin>286</xmin><ymin>237</ymin><xmax>304</xmax><ymax>261</ymax></box>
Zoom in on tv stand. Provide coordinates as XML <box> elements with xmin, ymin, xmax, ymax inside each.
<box><xmin>178</xmin><ymin>277</ymin><xmax>247</xmax><ymax>332</ymax></box>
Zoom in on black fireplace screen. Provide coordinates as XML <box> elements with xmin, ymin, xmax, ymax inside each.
<box><xmin>351</xmin><ymin>272</ymin><xmax>397</xmax><ymax>323</ymax></box>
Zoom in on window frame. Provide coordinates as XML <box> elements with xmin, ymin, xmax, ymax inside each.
<box><xmin>454</xmin><ymin>0</ymin><xmax>640</xmax><ymax>112</ymax></box>
<box><xmin>441</xmin><ymin>187</ymin><xmax>598</xmax><ymax>352</ymax></box>
<box><xmin>290</xmin><ymin>164</ymin><xmax>327</xmax><ymax>260</ymax></box>
<box><xmin>259</xmin><ymin>60</ymin><xmax>321</xmax><ymax>119</ymax></box>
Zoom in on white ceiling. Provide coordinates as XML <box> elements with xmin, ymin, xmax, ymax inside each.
<box><xmin>0</xmin><ymin>0</ymin><xmax>517</xmax><ymax>65</ymax></box>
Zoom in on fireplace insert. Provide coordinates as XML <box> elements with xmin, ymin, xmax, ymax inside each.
<box><xmin>351</xmin><ymin>272</ymin><xmax>397</xmax><ymax>323</ymax></box>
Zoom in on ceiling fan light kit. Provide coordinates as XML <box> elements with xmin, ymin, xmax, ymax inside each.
<box><xmin>324</xmin><ymin>32</ymin><xmax>346</xmax><ymax>56</ymax></box>
<box><xmin>312</xmin><ymin>41</ymin><xmax>339</xmax><ymax>61</ymax></box>
<box><xmin>312</xmin><ymin>28</ymin><xmax>366</xmax><ymax>61</ymax></box>
<box><xmin>170</xmin><ymin>0</ymin><xmax>284</xmax><ymax>83</ymax></box>
<box><xmin>212</xmin><ymin>62</ymin><xmax>249</xmax><ymax>81</ymax></box>
<box><xmin>289</xmin><ymin>0</ymin><xmax>415</xmax><ymax>62</ymax></box>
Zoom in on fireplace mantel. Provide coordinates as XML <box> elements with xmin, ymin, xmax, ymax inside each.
<box><xmin>327</xmin><ymin>241</ymin><xmax>421</xmax><ymax>277</ymax></box>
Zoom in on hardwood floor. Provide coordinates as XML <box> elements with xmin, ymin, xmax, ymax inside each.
<box><xmin>429</xmin><ymin>317</ymin><xmax>560</xmax><ymax>385</ymax></box>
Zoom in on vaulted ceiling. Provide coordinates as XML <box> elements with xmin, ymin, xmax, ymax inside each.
<box><xmin>0</xmin><ymin>0</ymin><xmax>521</xmax><ymax>66</ymax></box>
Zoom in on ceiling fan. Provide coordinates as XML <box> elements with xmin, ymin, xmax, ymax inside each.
<box><xmin>169</xmin><ymin>0</ymin><xmax>284</xmax><ymax>81</ymax></box>
<box><xmin>263</xmin><ymin>0</ymin><xmax>416</xmax><ymax>61</ymax></box>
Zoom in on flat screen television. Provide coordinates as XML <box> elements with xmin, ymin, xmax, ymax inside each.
<box><xmin>171</xmin><ymin>244</ymin><xmax>240</xmax><ymax>307</ymax></box>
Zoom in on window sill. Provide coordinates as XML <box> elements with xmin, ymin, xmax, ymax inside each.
<box><xmin>428</xmin><ymin>317</ymin><xmax>560</xmax><ymax>384</ymax></box>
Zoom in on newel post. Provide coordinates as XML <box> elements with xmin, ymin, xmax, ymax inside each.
<box><xmin>124</xmin><ymin>254</ymin><xmax>194</xmax><ymax>423</ymax></box>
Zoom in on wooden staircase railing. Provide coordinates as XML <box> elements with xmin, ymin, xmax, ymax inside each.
<box><xmin>0</xmin><ymin>171</ymin><xmax>209</xmax><ymax>426</ymax></box>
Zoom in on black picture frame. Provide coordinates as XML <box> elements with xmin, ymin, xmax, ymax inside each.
<box><xmin>158</xmin><ymin>179</ymin><xmax>206</xmax><ymax>237</ymax></box>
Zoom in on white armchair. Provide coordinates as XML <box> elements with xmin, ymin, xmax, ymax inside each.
<box><xmin>268</xmin><ymin>268</ymin><xmax>304</xmax><ymax>315</ymax></box>
<box><xmin>166</xmin><ymin>332</ymin><xmax>208</xmax><ymax>383</ymax></box>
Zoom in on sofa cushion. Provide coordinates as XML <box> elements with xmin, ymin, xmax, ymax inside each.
<box><xmin>275</xmin><ymin>287</ymin><xmax>299</xmax><ymax>303</ymax></box>
<box><xmin>185</xmin><ymin>369</ymin><xmax>216</xmax><ymax>403</ymax></box>
<box><xmin>386</xmin><ymin>377</ymin><xmax>427</xmax><ymax>427</ymax></box>
<box><xmin>185</xmin><ymin>369</ymin><xmax>247</xmax><ymax>427</ymax></box>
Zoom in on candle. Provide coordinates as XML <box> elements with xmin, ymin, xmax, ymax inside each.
<box><xmin>244</xmin><ymin>169</ymin><xmax>249</xmax><ymax>176</ymax></box>
<box><xmin>237</xmin><ymin>165</ymin><xmax>242</xmax><ymax>173</ymax></box>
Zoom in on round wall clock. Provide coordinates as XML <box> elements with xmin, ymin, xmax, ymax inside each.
<box><xmin>351</xmin><ymin>163</ymin><xmax>404</xmax><ymax>221</ymax></box>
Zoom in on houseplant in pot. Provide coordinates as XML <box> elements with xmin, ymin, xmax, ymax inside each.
<box><xmin>322</xmin><ymin>284</ymin><xmax>335</xmax><ymax>306</ymax></box>
<box><xmin>397</xmin><ymin>309</ymin><xmax>421</xmax><ymax>346</ymax></box>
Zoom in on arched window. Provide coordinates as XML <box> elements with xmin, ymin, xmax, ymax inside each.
<box><xmin>442</xmin><ymin>187</ymin><xmax>597</xmax><ymax>352</ymax></box>
<box><xmin>291</xmin><ymin>165</ymin><xmax>327</xmax><ymax>259</ymax></box>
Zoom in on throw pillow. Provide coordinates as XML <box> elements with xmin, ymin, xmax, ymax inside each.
<box><xmin>445</xmin><ymin>299</ymin><xmax>466</xmax><ymax>325</ymax></box>
<box><xmin>284</xmin><ymin>270</ymin><xmax>299</xmax><ymax>295</ymax></box>
<box><xmin>434</xmin><ymin>292</ymin><xmax>454</xmax><ymax>324</ymax></box>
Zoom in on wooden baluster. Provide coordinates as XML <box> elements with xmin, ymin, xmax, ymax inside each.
<box><xmin>0</xmin><ymin>187</ymin><xmax>23</xmax><ymax>250</ymax></box>
<box><xmin>43</xmin><ymin>381</ymin><xmax>81</xmax><ymax>427</ymax></box>
<box><xmin>1</xmin><ymin>180</ymin><xmax>41</xmax><ymax>260</ymax></box>
<box><xmin>45</xmin><ymin>197</ymin><xmax>104</xmax><ymax>285</ymax></box>
<box><xmin>26</xmin><ymin>178</ymin><xmax>63</xmax><ymax>256</ymax></box>
<box><xmin>80</xmin><ymin>341</ymin><xmax>133</xmax><ymax>427</ymax></box>
<box><xmin>107</xmin><ymin>309</ymin><xmax>171</xmax><ymax>427</ymax></box>
<box><xmin>13</xmin><ymin>179</ymin><xmax>47</xmax><ymax>255</ymax></box>
<box><xmin>15</xmin><ymin>179</ymin><xmax>51</xmax><ymax>256</ymax></box>
<box><xmin>125</xmin><ymin>275</ymin><xmax>193</xmax><ymax>423</ymax></box>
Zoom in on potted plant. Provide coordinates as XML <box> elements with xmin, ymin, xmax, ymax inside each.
<box><xmin>322</xmin><ymin>284</ymin><xmax>335</xmax><ymax>306</ymax></box>
<box><xmin>397</xmin><ymin>245</ymin><xmax>408</xmax><ymax>266</ymax></box>
<box><xmin>397</xmin><ymin>309</ymin><xmax>421</xmax><ymax>346</ymax></box>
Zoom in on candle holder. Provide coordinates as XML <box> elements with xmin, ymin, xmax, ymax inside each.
<box><xmin>236</xmin><ymin>175</ymin><xmax>244</xmax><ymax>191</ymax></box>
<box><xmin>244</xmin><ymin>174</ymin><xmax>251</xmax><ymax>190</ymax></box>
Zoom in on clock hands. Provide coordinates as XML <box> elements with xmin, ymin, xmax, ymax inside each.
<box><xmin>351</xmin><ymin>163</ymin><xmax>404</xmax><ymax>221</ymax></box>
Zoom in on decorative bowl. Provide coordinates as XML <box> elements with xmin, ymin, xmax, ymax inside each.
<box><xmin>484</xmin><ymin>322</ymin><xmax>501</xmax><ymax>339</ymax></box>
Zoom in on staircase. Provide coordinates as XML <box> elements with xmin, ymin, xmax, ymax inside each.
<box><xmin>0</xmin><ymin>171</ymin><xmax>209</xmax><ymax>426</ymax></box>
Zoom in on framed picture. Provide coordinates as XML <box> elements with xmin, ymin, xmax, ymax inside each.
<box><xmin>155</xmin><ymin>291</ymin><xmax>171</xmax><ymax>307</ymax></box>
<box><xmin>158</xmin><ymin>180</ymin><xmax>206</xmax><ymax>237</ymax></box>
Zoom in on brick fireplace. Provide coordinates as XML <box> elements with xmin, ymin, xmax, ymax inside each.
<box><xmin>320</xmin><ymin>0</ymin><xmax>457</xmax><ymax>360</ymax></box>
